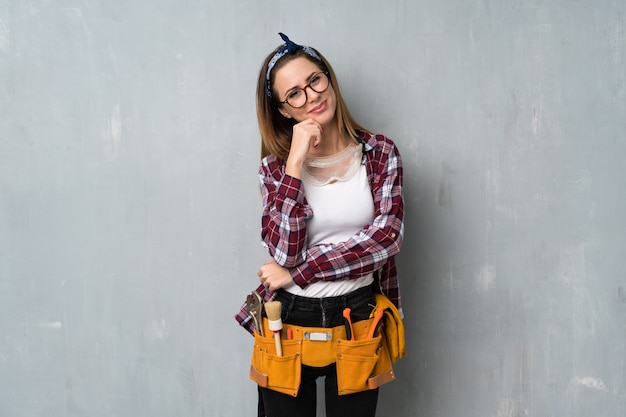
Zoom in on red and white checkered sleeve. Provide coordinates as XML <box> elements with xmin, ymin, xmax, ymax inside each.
<box><xmin>259</xmin><ymin>156</ymin><xmax>313</xmax><ymax>267</ymax></box>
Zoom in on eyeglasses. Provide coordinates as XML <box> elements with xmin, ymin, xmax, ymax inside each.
<box><xmin>277</xmin><ymin>72</ymin><xmax>330</xmax><ymax>108</ymax></box>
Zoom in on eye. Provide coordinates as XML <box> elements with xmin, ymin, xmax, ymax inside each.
<box><xmin>287</xmin><ymin>89</ymin><xmax>303</xmax><ymax>101</ymax></box>
<box><xmin>310</xmin><ymin>74</ymin><xmax>322</xmax><ymax>86</ymax></box>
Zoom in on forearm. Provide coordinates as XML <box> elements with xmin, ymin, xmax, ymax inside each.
<box><xmin>260</xmin><ymin>167</ymin><xmax>312</xmax><ymax>267</ymax></box>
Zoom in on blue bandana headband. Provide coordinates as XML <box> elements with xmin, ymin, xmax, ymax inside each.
<box><xmin>266</xmin><ymin>33</ymin><xmax>322</xmax><ymax>100</ymax></box>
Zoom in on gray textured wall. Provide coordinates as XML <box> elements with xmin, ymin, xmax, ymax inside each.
<box><xmin>1</xmin><ymin>1</ymin><xmax>625</xmax><ymax>416</ymax></box>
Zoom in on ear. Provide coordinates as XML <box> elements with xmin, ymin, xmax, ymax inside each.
<box><xmin>279</xmin><ymin>109</ymin><xmax>292</xmax><ymax>119</ymax></box>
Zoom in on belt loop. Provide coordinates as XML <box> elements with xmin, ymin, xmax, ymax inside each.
<box><xmin>320</xmin><ymin>298</ymin><xmax>327</xmax><ymax>327</ymax></box>
<box><xmin>280</xmin><ymin>291</ymin><xmax>296</xmax><ymax>322</ymax></box>
<box><xmin>287</xmin><ymin>293</ymin><xmax>296</xmax><ymax>318</ymax></box>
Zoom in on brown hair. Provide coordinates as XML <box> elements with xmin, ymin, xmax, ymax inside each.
<box><xmin>256</xmin><ymin>46</ymin><xmax>369</xmax><ymax>160</ymax></box>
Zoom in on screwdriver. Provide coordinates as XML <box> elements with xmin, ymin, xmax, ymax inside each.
<box><xmin>343</xmin><ymin>308</ymin><xmax>354</xmax><ymax>341</ymax></box>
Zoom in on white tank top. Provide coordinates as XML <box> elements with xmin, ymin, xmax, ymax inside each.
<box><xmin>284</xmin><ymin>144</ymin><xmax>375</xmax><ymax>298</ymax></box>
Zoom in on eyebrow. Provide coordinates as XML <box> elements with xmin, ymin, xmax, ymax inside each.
<box><xmin>284</xmin><ymin>71</ymin><xmax>319</xmax><ymax>95</ymax></box>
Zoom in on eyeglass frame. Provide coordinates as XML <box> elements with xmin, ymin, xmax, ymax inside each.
<box><xmin>275</xmin><ymin>71</ymin><xmax>331</xmax><ymax>109</ymax></box>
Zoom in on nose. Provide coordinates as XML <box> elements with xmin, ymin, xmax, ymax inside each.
<box><xmin>304</xmin><ymin>85</ymin><xmax>321</xmax><ymax>102</ymax></box>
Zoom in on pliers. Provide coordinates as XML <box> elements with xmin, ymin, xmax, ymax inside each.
<box><xmin>246</xmin><ymin>291</ymin><xmax>264</xmax><ymax>337</ymax></box>
<box><xmin>366</xmin><ymin>305</ymin><xmax>384</xmax><ymax>339</ymax></box>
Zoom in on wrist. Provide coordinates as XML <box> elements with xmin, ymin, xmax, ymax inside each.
<box><xmin>285</xmin><ymin>158</ymin><xmax>303</xmax><ymax>179</ymax></box>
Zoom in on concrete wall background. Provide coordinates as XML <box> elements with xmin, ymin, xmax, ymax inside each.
<box><xmin>1</xmin><ymin>1</ymin><xmax>625</xmax><ymax>416</ymax></box>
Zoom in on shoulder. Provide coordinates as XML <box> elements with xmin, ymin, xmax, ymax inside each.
<box><xmin>358</xmin><ymin>131</ymin><xmax>400</xmax><ymax>156</ymax></box>
<box><xmin>358</xmin><ymin>131</ymin><xmax>402</xmax><ymax>165</ymax></box>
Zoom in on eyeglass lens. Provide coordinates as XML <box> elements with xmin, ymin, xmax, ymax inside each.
<box><xmin>285</xmin><ymin>73</ymin><xmax>329</xmax><ymax>108</ymax></box>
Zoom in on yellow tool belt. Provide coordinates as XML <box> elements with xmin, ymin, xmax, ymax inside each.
<box><xmin>250</xmin><ymin>316</ymin><xmax>395</xmax><ymax>397</ymax></box>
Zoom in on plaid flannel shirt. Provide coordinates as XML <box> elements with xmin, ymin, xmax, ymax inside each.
<box><xmin>235</xmin><ymin>131</ymin><xmax>404</xmax><ymax>334</ymax></box>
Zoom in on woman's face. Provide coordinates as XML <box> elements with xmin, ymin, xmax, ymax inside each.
<box><xmin>272</xmin><ymin>57</ymin><xmax>337</xmax><ymax>126</ymax></box>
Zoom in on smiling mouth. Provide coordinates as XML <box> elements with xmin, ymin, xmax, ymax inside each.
<box><xmin>309</xmin><ymin>101</ymin><xmax>327</xmax><ymax>114</ymax></box>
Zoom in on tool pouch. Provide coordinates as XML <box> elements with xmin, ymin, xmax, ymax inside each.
<box><xmin>373</xmin><ymin>293</ymin><xmax>407</xmax><ymax>362</ymax></box>
<box><xmin>336</xmin><ymin>319</ymin><xmax>395</xmax><ymax>395</ymax></box>
<box><xmin>250</xmin><ymin>325</ymin><xmax>302</xmax><ymax>397</ymax></box>
<box><xmin>250</xmin><ymin>317</ymin><xmax>395</xmax><ymax>397</ymax></box>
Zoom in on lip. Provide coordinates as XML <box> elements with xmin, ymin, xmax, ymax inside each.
<box><xmin>308</xmin><ymin>101</ymin><xmax>327</xmax><ymax>114</ymax></box>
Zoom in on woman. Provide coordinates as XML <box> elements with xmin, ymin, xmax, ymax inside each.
<box><xmin>235</xmin><ymin>33</ymin><xmax>405</xmax><ymax>417</ymax></box>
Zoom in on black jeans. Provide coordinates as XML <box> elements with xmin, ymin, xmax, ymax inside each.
<box><xmin>258</xmin><ymin>286</ymin><xmax>379</xmax><ymax>417</ymax></box>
